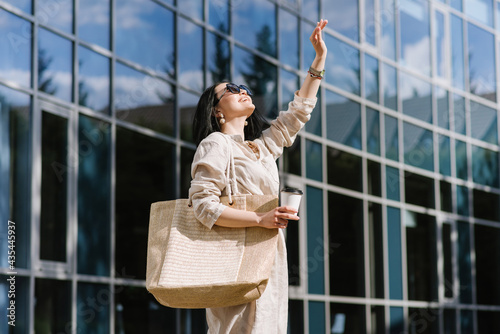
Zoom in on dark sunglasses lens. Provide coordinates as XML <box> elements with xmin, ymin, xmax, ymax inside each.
<box><xmin>240</xmin><ymin>85</ymin><xmax>253</xmax><ymax>96</ymax></box>
<box><xmin>227</xmin><ymin>84</ymin><xmax>240</xmax><ymax>94</ymax></box>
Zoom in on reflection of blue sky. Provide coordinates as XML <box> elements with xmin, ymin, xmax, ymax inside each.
<box><xmin>209</xmin><ymin>0</ymin><xmax>229</xmax><ymax>32</ymax></box>
<box><xmin>38</xmin><ymin>28</ymin><xmax>73</xmax><ymax>102</ymax></box>
<box><xmin>179</xmin><ymin>17</ymin><xmax>203</xmax><ymax>92</ymax></box>
<box><xmin>115</xmin><ymin>0</ymin><xmax>173</xmax><ymax>72</ymax></box>
<box><xmin>470</xmin><ymin>101</ymin><xmax>498</xmax><ymax>144</ymax></box>
<box><xmin>383</xmin><ymin>63</ymin><xmax>397</xmax><ymax>110</ymax></box>
<box><xmin>465</xmin><ymin>0</ymin><xmax>493</xmax><ymax>27</ymax></box>
<box><xmin>364</xmin><ymin>54</ymin><xmax>379</xmax><ymax>103</ymax></box>
<box><xmin>233</xmin><ymin>0</ymin><xmax>276</xmax><ymax>57</ymax></box>
<box><xmin>38</xmin><ymin>0</ymin><xmax>73</xmax><ymax>34</ymax></box>
<box><xmin>400</xmin><ymin>72</ymin><xmax>432</xmax><ymax>123</ymax></box>
<box><xmin>302</xmin><ymin>21</ymin><xmax>316</xmax><ymax>70</ymax></box>
<box><xmin>399</xmin><ymin>0</ymin><xmax>430</xmax><ymax>75</ymax></box>
<box><xmin>381</xmin><ymin>0</ymin><xmax>396</xmax><ymax>60</ymax></box>
<box><xmin>178</xmin><ymin>0</ymin><xmax>203</xmax><ymax>20</ymax></box>
<box><xmin>451</xmin><ymin>15</ymin><xmax>465</xmax><ymax>90</ymax></box>
<box><xmin>326</xmin><ymin>91</ymin><xmax>361</xmax><ymax>149</ymax></box>
<box><xmin>404</xmin><ymin>122</ymin><xmax>433</xmax><ymax>171</ymax></box>
<box><xmin>467</xmin><ymin>23</ymin><xmax>496</xmax><ymax>100</ymax></box>
<box><xmin>0</xmin><ymin>9</ymin><xmax>31</xmax><ymax>87</ymax></box>
<box><xmin>324</xmin><ymin>0</ymin><xmax>359</xmax><ymax>42</ymax></box>
<box><xmin>78</xmin><ymin>0</ymin><xmax>110</xmax><ymax>49</ymax></box>
<box><xmin>2</xmin><ymin>0</ymin><xmax>32</xmax><ymax>13</ymax></box>
<box><xmin>301</xmin><ymin>0</ymin><xmax>318</xmax><ymax>20</ymax></box>
<box><xmin>435</xmin><ymin>11</ymin><xmax>446</xmax><ymax>79</ymax></box>
<box><xmin>325</xmin><ymin>35</ymin><xmax>360</xmax><ymax>95</ymax></box>
<box><xmin>78</xmin><ymin>46</ymin><xmax>110</xmax><ymax>112</ymax></box>
<box><xmin>279</xmin><ymin>9</ymin><xmax>298</xmax><ymax>68</ymax></box>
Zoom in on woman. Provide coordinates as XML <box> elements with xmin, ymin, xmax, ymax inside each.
<box><xmin>189</xmin><ymin>19</ymin><xmax>328</xmax><ymax>333</ymax></box>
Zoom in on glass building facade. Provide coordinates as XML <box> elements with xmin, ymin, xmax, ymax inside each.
<box><xmin>1</xmin><ymin>0</ymin><xmax>499</xmax><ymax>332</ymax></box>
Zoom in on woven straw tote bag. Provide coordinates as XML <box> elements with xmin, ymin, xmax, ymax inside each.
<box><xmin>146</xmin><ymin>135</ymin><xmax>279</xmax><ymax>309</ymax></box>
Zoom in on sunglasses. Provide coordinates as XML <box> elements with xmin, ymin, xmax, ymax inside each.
<box><xmin>214</xmin><ymin>83</ymin><xmax>253</xmax><ymax>106</ymax></box>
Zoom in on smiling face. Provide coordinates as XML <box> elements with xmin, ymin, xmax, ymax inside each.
<box><xmin>214</xmin><ymin>82</ymin><xmax>255</xmax><ymax>121</ymax></box>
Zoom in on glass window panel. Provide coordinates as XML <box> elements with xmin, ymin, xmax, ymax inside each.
<box><xmin>283</xmin><ymin>137</ymin><xmax>301</xmax><ymax>176</ymax></box>
<box><xmin>78</xmin><ymin>115</ymin><xmax>111</xmax><ymax>276</ymax></box>
<box><xmin>234</xmin><ymin>47</ymin><xmax>277</xmax><ymax>118</ymax></box>
<box><xmin>405</xmin><ymin>210</ymin><xmax>438</xmax><ymax>301</ymax></box>
<box><xmin>114</xmin><ymin>62</ymin><xmax>174</xmax><ymax>135</ymax></box>
<box><xmin>468</xmin><ymin>23</ymin><xmax>496</xmax><ymax>101</ymax></box>
<box><xmin>207</xmin><ymin>32</ymin><xmax>230</xmax><ymax>86</ymax></box>
<box><xmin>372</xmin><ymin>306</ymin><xmax>386</xmax><ymax>333</ymax></box>
<box><xmin>178</xmin><ymin>0</ymin><xmax>203</xmax><ymax>20</ymax></box>
<box><xmin>209</xmin><ymin>0</ymin><xmax>229</xmax><ymax>33</ymax></box>
<box><xmin>115</xmin><ymin>127</ymin><xmax>175</xmax><ymax>279</ymax></box>
<box><xmin>451</xmin><ymin>0</ymin><xmax>463</xmax><ymax>10</ymax></box>
<box><xmin>287</xmin><ymin>196</ymin><xmax>300</xmax><ymax>286</ymax></box>
<box><xmin>35</xmin><ymin>279</ymin><xmax>71</xmax><ymax>332</ymax></box>
<box><xmin>444</xmin><ymin>309</ymin><xmax>457</xmax><ymax>334</ymax></box>
<box><xmin>434</xmin><ymin>11</ymin><xmax>446</xmax><ymax>79</ymax></box>
<box><xmin>180</xmin><ymin>309</ymin><xmax>208</xmax><ymax>333</ymax></box>
<box><xmin>38</xmin><ymin>28</ymin><xmax>73</xmax><ymax>102</ymax></box>
<box><xmin>78</xmin><ymin>46</ymin><xmax>110</xmax><ymax>113</ymax></box>
<box><xmin>305</xmin><ymin>91</ymin><xmax>322</xmax><ymax>136</ymax></box>
<box><xmin>181</xmin><ymin>147</ymin><xmax>195</xmax><ymax>198</ymax></box>
<box><xmin>455</xmin><ymin>140</ymin><xmax>467</xmax><ymax>180</ymax></box>
<box><xmin>385</xmin><ymin>114</ymin><xmax>399</xmax><ymax>161</ymax></box>
<box><xmin>368</xmin><ymin>203</ymin><xmax>384</xmax><ymax>298</ymax></box>
<box><xmin>280</xmin><ymin>69</ymin><xmax>299</xmax><ymax>111</ymax></box>
<box><xmin>451</xmin><ymin>15</ymin><xmax>465</xmax><ymax>90</ymax></box>
<box><xmin>403</xmin><ymin>122</ymin><xmax>434</xmax><ymax>171</ymax></box>
<box><xmin>40</xmin><ymin>111</ymin><xmax>67</xmax><ymax>262</ymax></box>
<box><xmin>115</xmin><ymin>0</ymin><xmax>174</xmax><ymax>75</ymax></box>
<box><xmin>386</xmin><ymin>166</ymin><xmax>400</xmax><ymax>201</ymax></box>
<box><xmin>456</xmin><ymin>185</ymin><xmax>470</xmax><ymax>216</ymax></box>
<box><xmin>327</xmin><ymin>148</ymin><xmax>363</xmax><ymax>192</ymax></box>
<box><xmin>366</xmin><ymin>108</ymin><xmax>380</xmax><ymax>155</ymax></box>
<box><xmin>405</xmin><ymin>172</ymin><xmax>435</xmax><ymax>209</ymax></box>
<box><xmin>437</xmin><ymin>87</ymin><xmax>449</xmax><ymax>129</ymax></box>
<box><xmin>306</xmin><ymin>186</ymin><xmax>325</xmax><ymax>294</ymax></box>
<box><xmin>465</xmin><ymin>0</ymin><xmax>494</xmax><ymax>27</ymax></box>
<box><xmin>387</xmin><ymin>207</ymin><xmax>403</xmax><ymax>299</ymax></box>
<box><xmin>364</xmin><ymin>54</ymin><xmax>379</xmax><ymax>103</ymax></box>
<box><xmin>179</xmin><ymin>18</ymin><xmax>203</xmax><ymax>91</ymax></box>
<box><xmin>309</xmin><ymin>301</ymin><xmax>325</xmax><ymax>334</ymax></box>
<box><xmin>289</xmin><ymin>300</ymin><xmax>304</xmax><ymax>334</ymax></box>
<box><xmin>324</xmin><ymin>0</ymin><xmax>359</xmax><ymax>41</ymax></box>
<box><xmin>383</xmin><ymin>63</ymin><xmax>397</xmax><ymax>110</ymax></box>
<box><xmin>399</xmin><ymin>0</ymin><xmax>431</xmax><ymax>76</ymax></box>
<box><xmin>302</xmin><ymin>21</ymin><xmax>316</xmax><ymax>70</ymax></box>
<box><xmin>439</xmin><ymin>135</ymin><xmax>451</xmax><ymax>176</ymax></box>
<box><xmin>326</xmin><ymin>91</ymin><xmax>361</xmax><ymax>149</ymax></box>
<box><xmin>497</xmin><ymin>2</ymin><xmax>500</xmax><ymax>32</ymax></box>
<box><xmin>233</xmin><ymin>0</ymin><xmax>276</xmax><ymax>57</ymax></box>
<box><xmin>78</xmin><ymin>0</ymin><xmax>110</xmax><ymax>49</ymax></box>
<box><xmin>367</xmin><ymin>160</ymin><xmax>381</xmax><ymax>196</ymax></box>
<box><xmin>179</xmin><ymin>89</ymin><xmax>199</xmax><ymax>143</ymax></box>
<box><xmin>442</xmin><ymin>223</ymin><xmax>454</xmax><ymax>298</ymax></box>
<box><xmin>330</xmin><ymin>303</ymin><xmax>366</xmax><ymax>333</ymax></box>
<box><xmin>38</xmin><ymin>0</ymin><xmax>73</xmax><ymax>34</ymax></box>
<box><xmin>77</xmin><ymin>282</ymin><xmax>110</xmax><ymax>333</ymax></box>
<box><xmin>474</xmin><ymin>224</ymin><xmax>500</xmax><ymax>305</ymax></box>
<box><xmin>470</xmin><ymin>101</ymin><xmax>498</xmax><ymax>144</ymax></box>
<box><xmin>2</xmin><ymin>0</ymin><xmax>32</xmax><ymax>13</ymax></box>
<box><xmin>302</xmin><ymin>0</ymin><xmax>319</xmax><ymax>20</ymax></box>
<box><xmin>115</xmin><ymin>285</ymin><xmax>177</xmax><ymax>333</ymax></box>
<box><xmin>328</xmin><ymin>192</ymin><xmax>365</xmax><ymax>297</ymax></box>
<box><xmin>279</xmin><ymin>9</ymin><xmax>299</xmax><ymax>68</ymax></box>
<box><xmin>473</xmin><ymin>189</ymin><xmax>500</xmax><ymax>221</ymax></box>
<box><xmin>0</xmin><ymin>86</ymin><xmax>31</xmax><ymax>269</ymax></box>
<box><xmin>457</xmin><ymin>221</ymin><xmax>473</xmax><ymax>303</ymax></box>
<box><xmin>324</xmin><ymin>34</ymin><xmax>360</xmax><ymax>95</ymax></box>
<box><xmin>364</xmin><ymin>0</ymin><xmax>376</xmax><ymax>45</ymax></box>
<box><xmin>472</xmin><ymin>145</ymin><xmax>499</xmax><ymax>187</ymax></box>
<box><xmin>453</xmin><ymin>94</ymin><xmax>466</xmax><ymax>134</ymax></box>
<box><xmin>380</xmin><ymin>0</ymin><xmax>397</xmax><ymax>60</ymax></box>
<box><xmin>400</xmin><ymin>72</ymin><xmax>432</xmax><ymax>123</ymax></box>
<box><xmin>408</xmin><ymin>308</ymin><xmax>440</xmax><ymax>333</ymax></box>
<box><xmin>390</xmin><ymin>307</ymin><xmax>404</xmax><ymax>333</ymax></box>
<box><xmin>478</xmin><ymin>311</ymin><xmax>500</xmax><ymax>332</ymax></box>
<box><xmin>0</xmin><ymin>275</ymin><xmax>29</xmax><ymax>332</ymax></box>
<box><xmin>0</xmin><ymin>10</ymin><xmax>32</xmax><ymax>87</ymax></box>
<box><xmin>306</xmin><ymin>139</ymin><xmax>322</xmax><ymax>181</ymax></box>
<box><xmin>460</xmin><ymin>310</ymin><xmax>474</xmax><ymax>332</ymax></box>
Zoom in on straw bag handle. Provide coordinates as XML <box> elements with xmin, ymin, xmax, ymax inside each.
<box><xmin>223</xmin><ymin>134</ymin><xmax>239</xmax><ymax>205</ymax></box>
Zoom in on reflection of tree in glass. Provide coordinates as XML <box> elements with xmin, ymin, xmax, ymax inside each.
<box><xmin>38</xmin><ymin>48</ymin><xmax>57</xmax><ymax>95</ymax></box>
<box><xmin>210</xmin><ymin>24</ymin><xmax>230</xmax><ymax>84</ymax></box>
<box><xmin>240</xmin><ymin>25</ymin><xmax>277</xmax><ymax>118</ymax></box>
<box><xmin>78</xmin><ymin>60</ymin><xmax>90</xmax><ymax>107</ymax></box>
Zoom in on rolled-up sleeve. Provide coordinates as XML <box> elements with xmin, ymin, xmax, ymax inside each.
<box><xmin>261</xmin><ymin>91</ymin><xmax>317</xmax><ymax>159</ymax></box>
<box><xmin>188</xmin><ymin>137</ymin><xmax>229</xmax><ymax>229</ymax></box>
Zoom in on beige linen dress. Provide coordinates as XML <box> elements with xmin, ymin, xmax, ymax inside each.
<box><xmin>189</xmin><ymin>92</ymin><xmax>317</xmax><ymax>334</ymax></box>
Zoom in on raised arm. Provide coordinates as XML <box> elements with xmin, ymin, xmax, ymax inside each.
<box><xmin>298</xmin><ymin>19</ymin><xmax>328</xmax><ymax>99</ymax></box>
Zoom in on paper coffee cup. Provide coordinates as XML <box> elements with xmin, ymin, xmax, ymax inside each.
<box><xmin>280</xmin><ymin>187</ymin><xmax>303</xmax><ymax>214</ymax></box>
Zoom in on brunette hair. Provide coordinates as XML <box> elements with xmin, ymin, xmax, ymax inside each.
<box><xmin>192</xmin><ymin>82</ymin><xmax>269</xmax><ymax>145</ymax></box>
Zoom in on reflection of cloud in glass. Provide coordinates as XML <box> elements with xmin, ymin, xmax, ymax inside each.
<box><xmin>401</xmin><ymin>37</ymin><xmax>430</xmax><ymax>75</ymax></box>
